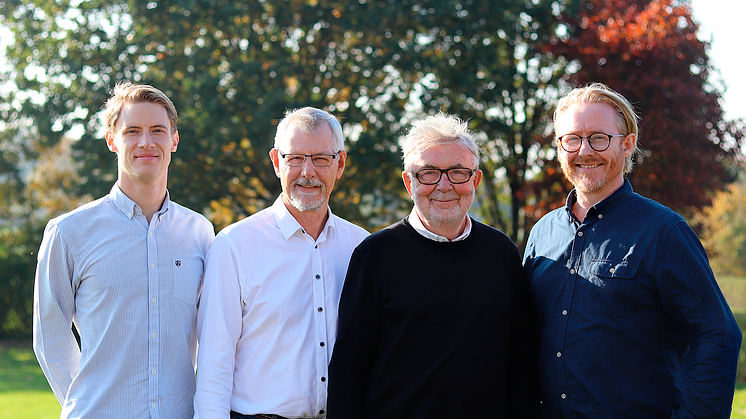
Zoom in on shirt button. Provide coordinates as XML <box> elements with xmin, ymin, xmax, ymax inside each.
<box><xmin>570</xmin><ymin>269</ymin><xmax>576</xmax><ymax>274</ymax></box>
<box><xmin>598</xmin><ymin>214</ymin><xmax>603</xmax><ymax>219</ymax></box>
<box><xmin>151</xmin><ymin>333</ymin><xmax>157</xmax><ymax>338</ymax></box>
<box><xmin>315</xmin><ymin>244</ymin><xmax>318</xmax><ymax>249</ymax></box>
<box><xmin>321</xmin><ymin>377</ymin><xmax>326</xmax><ymax>382</ymax></box>
<box><xmin>556</xmin><ymin>351</ymin><xmax>562</xmax><ymax>357</ymax></box>
<box><xmin>150</xmin><ymin>263</ymin><xmax>155</xmax><ymax>269</ymax></box>
<box><xmin>561</xmin><ymin>393</ymin><xmax>567</xmax><ymax>399</ymax></box>
<box><xmin>609</xmin><ymin>267</ymin><xmax>616</xmax><ymax>274</ymax></box>
<box><xmin>317</xmin><ymin>307</ymin><xmax>323</xmax><ymax>312</ymax></box>
<box><xmin>562</xmin><ymin>310</ymin><xmax>568</xmax><ymax>315</ymax></box>
<box><xmin>320</xmin><ymin>342</ymin><xmax>325</xmax><ymax>347</ymax></box>
<box><xmin>315</xmin><ymin>274</ymin><xmax>321</xmax><ymax>280</ymax></box>
<box><xmin>151</xmin><ymin>298</ymin><xmax>157</xmax><ymax>304</ymax></box>
<box><xmin>319</xmin><ymin>410</ymin><xmax>325</xmax><ymax>415</ymax></box>
<box><xmin>577</xmin><ymin>231</ymin><xmax>583</xmax><ymax>237</ymax></box>
<box><xmin>148</xmin><ymin>232</ymin><xmax>153</xmax><ymax>237</ymax></box>
<box><xmin>151</xmin><ymin>403</ymin><xmax>156</xmax><ymax>408</ymax></box>
<box><xmin>151</xmin><ymin>369</ymin><xmax>157</xmax><ymax>374</ymax></box>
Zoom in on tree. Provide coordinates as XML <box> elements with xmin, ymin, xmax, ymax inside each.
<box><xmin>697</xmin><ymin>175</ymin><xmax>746</xmax><ymax>276</ymax></box>
<box><xmin>547</xmin><ymin>0</ymin><xmax>744</xmax><ymax>217</ymax></box>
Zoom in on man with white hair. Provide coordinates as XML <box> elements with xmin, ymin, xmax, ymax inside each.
<box><xmin>194</xmin><ymin>107</ymin><xmax>369</xmax><ymax>419</ymax></box>
<box><xmin>327</xmin><ymin>113</ymin><xmax>537</xmax><ymax>419</ymax></box>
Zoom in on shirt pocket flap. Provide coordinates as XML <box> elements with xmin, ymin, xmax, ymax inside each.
<box><xmin>589</xmin><ymin>260</ymin><xmax>638</xmax><ymax>279</ymax></box>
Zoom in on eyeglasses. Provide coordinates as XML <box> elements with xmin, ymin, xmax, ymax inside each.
<box><xmin>279</xmin><ymin>151</ymin><xmax>339</xmax><ymax>167</ymax></box>
<box><xmin>411</xmin><ymin>168</ymin><xmax>474</xmax><ymax>185</ymax></box>
<box><xmin>556</xmin><ymin>133</ymin><xmax>626</xmax><ymax>153</ymax></box>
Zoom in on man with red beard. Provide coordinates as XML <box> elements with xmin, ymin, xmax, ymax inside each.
<box><xmin>523</xmin><ymin>83</ymin><xmax>741</xmax><ymax>419</ymax></box>
<box><xmin>327</xmin><ymin>113</ymin><xmax>538</xmax><ymax>419</ymax></box>
<box><xmin>194</xmin><ymin>107</ymin><xmax>369</xmax><ymax>419</ymax></box>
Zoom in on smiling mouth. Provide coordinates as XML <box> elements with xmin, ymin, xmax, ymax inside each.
<box><xmin>577</xmin><ymin>163</ymin><xmax>601</xmax><ymax>168</ymax></box>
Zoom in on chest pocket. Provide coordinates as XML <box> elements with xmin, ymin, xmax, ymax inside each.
<box><xmin>172</xmin><ymin>257</ymin><xmax>204</xmax><ymax>306</ymax></box>
<box><xmin>581</xmin><ymin>260</ymin><xmax>639</xmax><ymax>316</ymax></box>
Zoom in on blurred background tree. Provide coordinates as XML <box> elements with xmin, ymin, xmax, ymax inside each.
<box><xmin>0</xmin><ymin>0</ymin><xmax>743</xmax><ymax>338</ymax></box>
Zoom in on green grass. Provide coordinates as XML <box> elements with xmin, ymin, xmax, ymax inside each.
<box><xmin>0</xmin><ymin>341</ymin><xmax>60</xmax><ymax>418</ymax></box>
<box><xmin>1</xmin><ymin>275</ymin><xmax>744</xmax><ymax>417</ymax></box>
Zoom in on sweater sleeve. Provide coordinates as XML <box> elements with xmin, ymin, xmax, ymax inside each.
<box><xmin>327</xmin><ymin>243</ymin><xmax>380</xmax><ymax>419</ymax></box>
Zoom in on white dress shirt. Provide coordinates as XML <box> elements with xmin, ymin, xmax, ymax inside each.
<box><xmin>194</xmin><ymin>196</ymin><xmax>369</xmax><ymax>419</ymax></box>
<box><xmin>407</xmin><ymin>208</ymin><xmax>472</xmax><ymax>242</ymax></box>
<box><xmin>33</xmin><ymin>183</ymin><xmax>214</xmax><ymax>419</ymax></box>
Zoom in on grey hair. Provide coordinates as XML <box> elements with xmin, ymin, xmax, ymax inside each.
<box><xmin>273</xmin><ymin>107</ymin><xmax>344</xmax><ymax>152</ymax></box>
<box><xmin>554</xmin><ymin>82</ymin><xmax>641</xmax><ymax>174</ymax></box>
<box><xmin>401</xmin><ymin>112</ymin><xmax>480</xmax><ymax>171</ymax></box>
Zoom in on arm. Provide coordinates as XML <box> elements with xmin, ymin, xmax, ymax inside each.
<box><xmin>194</xmin><ymin>235</ymin><xmax>243</xmax><ymax>419</ymax></box>
<box><xmin>658</xmin><ymin>222</ymin><xmax>741</xmax><ymax>419</ymax></box>
<box><xmin>508</xmin><ymin>244</ymin><xmax>539</xmax><ymax>418</ymax></box>
<box><xmin>327</xmin><ymin>245</ymin><xmax>379</xmax><ymax>419</ymax></box>
<box><xmin>32</xmin><ymin>221</ymin><xmax>81</xmax><ymax>405</ymax></box>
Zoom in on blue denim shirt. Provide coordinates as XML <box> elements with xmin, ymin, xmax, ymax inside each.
<box><xmin>523</xmin><ymin>179</ymin><xmax>741</xmax><ymax>419</ymax></box>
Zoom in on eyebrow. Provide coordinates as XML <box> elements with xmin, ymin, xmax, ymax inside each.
<box><xmin>420</xmin><ymin>163</ymin><xmax>469</xmax><ymax>170</ymax></box>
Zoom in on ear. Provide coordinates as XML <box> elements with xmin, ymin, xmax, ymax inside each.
<box><xmin>334</xmin><ymin>150</ymin><xmax>347</xmax><ymax>180</ymax></box>
<box><xmin>622</xmin><ymin>133</ymin><xmax>636</xmax><ymax>158</ymax></box>
<box><xmin>171</xmin><ymin>130</ymin><xmax>180</xmax><ymax>152</ymax></box>
<box><xmin>402</xmin><ymin>170</ymin><xmax>414</xmax><ymax>198</ymax></box>
<box><xmin>269</xmin><ymin>148</ymin><xmax>281</xmax><ymax>178</ymax></box>
<box><xmin>105</xmin><ymin>131</ymin><xmax>118</xmax><ymax>152</ymax></box>
<box><xmin>472</xmin><ymin>169</ymin><xmax>483</xmax><ymax>190</ymax></box>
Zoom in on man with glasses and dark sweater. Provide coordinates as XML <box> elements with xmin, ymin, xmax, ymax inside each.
<box><xmin>327</xmin><ymin>113</ymin><xmax>538</xmax><ymax>419</ymax></box>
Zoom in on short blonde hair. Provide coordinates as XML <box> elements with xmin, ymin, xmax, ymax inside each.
<box><xmin>104</xmin><ymin>81</ymin><xmax>178</xmax><ymax>134</ymax></box>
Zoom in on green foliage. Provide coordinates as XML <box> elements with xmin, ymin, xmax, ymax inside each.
<box><xmin>698</xmin><ymin>178</ymin><xmax>746</xmax><ymax>276</ymax></box>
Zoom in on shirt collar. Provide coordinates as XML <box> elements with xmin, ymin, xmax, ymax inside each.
<box><xmin>564</xmin><ymin>178</ymin><xmax>633</xmax><ymax>221</ymax></box>
<box><xmin>407</xmin><ymin>207</ymin><xmax>472</xmax><ymax>242</ymax></box>
<box><xmin>271</xmin><ymin>194</ymin><xmax>335</xmax><ymax>241</ymax></box>
<box><xmin>109</xmin><ymin>183</ymin><xmax>171</xmax><ymax>220</ymax></box>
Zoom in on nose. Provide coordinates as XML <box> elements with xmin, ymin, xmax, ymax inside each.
<box><xmin>435</xmin><ymin>171</ymin><xmax>454</xmax><ymax>191</ymax></box>
<box><xmin>577</xmin><ymin>137</ymin><xmax>595</xmax><ymax>156</ymax></box>
<box><xmin>138</xmin><ymin>132</ymin><xmax>156</xmax><ymax>148</ymax></box>
<box><xmin>299</xmin><ymin>157</ymin><xmax>317</xmax><ymax>177</ymax></box>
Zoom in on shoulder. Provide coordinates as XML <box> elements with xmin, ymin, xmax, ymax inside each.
<box><xmin>471</xmin><ymin>219</ymin><xmax>515</xmax><ymax>245</ymax></box>
<box><xmin>331</xmin><ymin>214</ymin><xmax>370</xmax><ymax>241</ymax></box>
<box><xmin>169</xmin><ymin>201</ymin><xmax>213</xmax><ymax>229</ymax></box>
<box><xmin>624</xmin><ymin>192</ymin><xmax>684</xmax><ymax>225</ymax></box>
<box><xmin>47</xmin><ymin>196</ymin><xmax>110</xmax><ymax>231</ymax></box>
<box><xmin>217</xmin><ymin>207</ymin><xmax>275</xmax><ymax>239</ymax></box>
<box><xmin>354</xmin><ymin>219</ymin><xmax>412</xmax><ymax>251</ymax></box>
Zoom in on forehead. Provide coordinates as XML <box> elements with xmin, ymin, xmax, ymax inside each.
<box><xmin>282</xmin><ymin>124</ymin><xmax>335</xmax><ymax>153</ymax></box>
<box><xmin>555</xmin><ymin>102</ymin><xmax>620</xmax><ymax>133</ymax></box>
<box><xmin>116</xmin><ymin>101</ymin><xmax>171</xmax><ymax>130</ymax></box>
<box><xmin>408</xmin><ymin>142</ymin><xmax>476</xmax><ymax>168</ymax></box>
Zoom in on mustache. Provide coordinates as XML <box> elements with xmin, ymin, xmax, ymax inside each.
<box><xmin>428</xmin><ymin>191</ymin><xmax>459</xmax><ymax>200</ymax></box>
<box><xmin>293</xmin><ymin>178</ymin><xmax>323</xmax><ymax>188</ymax></box>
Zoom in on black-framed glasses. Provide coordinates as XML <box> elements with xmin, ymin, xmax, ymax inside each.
<box><xmin>411</xmin><ymin>168</ymin><xmax>474</xmax><ymax>185</ymax></box>
<box><xmin>557</xmin><ymin>133</ymin><xmax>626</xmax><ymax>153</ymax></box>
<box><xmin>279</xmin><ymin>151</ymin><xmax>339</xmax><ymax>167</ymax></box>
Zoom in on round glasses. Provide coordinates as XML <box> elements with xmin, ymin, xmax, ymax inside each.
<box><xmin>411</xmin><ymin>168</ymin><xmax>474</xmax><ymax>185</ymax></box>
<box><xmin>557</xmin><ymin>133</ymin><xmax>626</xmax><ymax>153</ymax></box>
<box><xmin>279</xmin><ymin>151</ymin><xmax>339</xmax><ymax>167</ymax></box>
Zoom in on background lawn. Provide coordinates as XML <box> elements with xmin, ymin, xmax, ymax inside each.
<box><xmin>4</xmin><ymin>275</ymin><xmax>746</xmax><ymax>418</ymax></box>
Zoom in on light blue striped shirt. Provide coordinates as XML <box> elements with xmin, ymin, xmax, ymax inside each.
<box><xmin>33</xmin><ymin>183</ymin><xmax>214</xmax><ymax>419</ymax></box>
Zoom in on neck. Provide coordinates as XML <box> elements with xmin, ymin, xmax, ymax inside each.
<box><xmin>417</xmin><ymin>212</ymin><xmax>468</xmax><ymax>241</ymax></box>
<box><xmin>118</xmin><ymin>179</ymin><xmax>167</xmax><ymax>223</ymax></box>
<box><xmin>285</xmin><ymin>203</ymin><xmax>329</xmax><ymax>240</ymax></box>
<box><xmin>572</xmin><ymin>178</ymin><xmax>624</xmax><ymax>222</ymax></box>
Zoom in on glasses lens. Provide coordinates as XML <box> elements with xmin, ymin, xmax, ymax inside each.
<box><xmin>416</xmin><ymin>169</ymin><xmax>442</xmax><ymax>184</ymax></box>
<box><xmin>284</xmin><ymin>154</ymin><xmax>306</xmax><ymax>166</ymax></box>
<box><xmin>560</xmin><ymin>135</ymin><xmax>582</xmax><ymax>152</ymax></box>
<box><xmin>588</xmin><ymin>133</ymin><xmax>611</xmax><ymax>151</ymax></box>
<box><xmin>446</xmin><ymin>169</ymin><xmax>472</xmax><ymax>183</ymax></box>
<box><xmin>311</xmin><ymin>155</ymin><xmax>334</xmax><ymax>167</ymax></box>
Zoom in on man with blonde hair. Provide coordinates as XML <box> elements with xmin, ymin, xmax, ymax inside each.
<box><xmin>327</xmin><ymin>113</ymin><xmax>537</xmax><ymax>419</ymax></box>
<box><xmin>194</xmin><ymin>107</ymin><xmax>368</xmax><ymax>419</ymax></box>
<box><xmin>33</xmin><ymin>81</ymin><xmax>214</xmax><ymax>418</ymax></box>
<box><xmin>524</xmin><ymin>83</ymin><xmax>741</xmax><ymax>418</ymax></box>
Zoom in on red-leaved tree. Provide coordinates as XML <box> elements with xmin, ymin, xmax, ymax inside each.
<box><xmin>539</xmin><ymin>0</ymin><xmax>743</xmax><ymax>219</ymax></box>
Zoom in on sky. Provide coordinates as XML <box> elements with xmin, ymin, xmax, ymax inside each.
<box><xmin>690</xmin><ymin>0</ymin><xmax>746</xmax><ymax>122</ymax></box>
